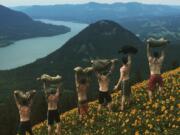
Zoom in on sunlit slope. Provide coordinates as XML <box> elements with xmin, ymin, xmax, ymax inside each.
<box><xmin>33</xmin><ymin>67</ymin><xmax>180</xmax><ymax>135</ymax></box>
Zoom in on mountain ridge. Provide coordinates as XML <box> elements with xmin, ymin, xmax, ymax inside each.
<box><xmin>14</xmin><ymin>2</ymin><xmax>180</xmax><ymax>23</ymax></box>
<box><xmin>13</xmin><ymin>2</ymin><xmax>180</xmax><ymax>42</ymax></box>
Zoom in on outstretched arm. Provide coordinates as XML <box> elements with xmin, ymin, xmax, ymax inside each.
<box><xmin>75</xmin><ymin>73</ymin><xmax>79</xmax><ymax>90</ymax></box>
<box><xmin>159</xmin><ymin>46</ymin><xmax>166</xmax><ymax>62</ymax></box>
<box><xmin>14</xmin><ymin>91</ymin><xmax>20</xmax><ymax>109</ymax></box>
<box><xmin>106</xmin><ymin>61</ymin><xmax>115</xmax><ymax>76</ymax></box>
<box><xmin>95</xmin><ymin>71</ymin><xmax>101</xmax><ymax>81</ymax></box>
<box><xmin>114</xmin><ymin>70</ymin><xmax>124</xmax><ymax>90</ymax></box>
<box><xmin>127</xmin><ymin>54</ymin><xmax>132</xmax><ymax>65</ymax></box>
<box><xmin>147</xmin><ymin>43</ymin><xmax>152</xmax><ymax>60</ymax></box>
<box><xmin>43</xmin><ymin>81</ymin><xmax>46</xmax><ymax>90</ymax></box>
<box><xmin>55</xmin><ymin>83</ymin><xmax>61</xmax><ymax>98</ymax></box>
<box><xmin>28</xmin><ymin>90</ymin><xmax>36</xmax><ymax>107</ymax></box>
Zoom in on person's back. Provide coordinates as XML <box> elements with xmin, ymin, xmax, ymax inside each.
<box><xmin>98</xmin><ymin>75</ymin><xmax>110</xmax><ymax>92</ymax></box>
<box><xmin>19</xmin><ymin>105</ymin><xmax>31</xmax><ymax>122</ymax></box>
<box><xmin>114</xmin><ymin>55</ymin><xmax>132</xmax><ymax>111</ymax></box>
<box><xmin>146</xmin><ymin>43</ymin><xmax>166</xmax><ymax>100</ymax></box>
<box><xmin>43</xmin><ymin>83</ymin><xmax>61</xmax><ymax>135</ymax></box>
<box><xmin>77</xmin><ymin>83</ymin><xmax>89</xmax><ymax>101</ymax></box>
<box><xmin>149</xmin><ymin>57</ymin><xmax>163</xmax><ymax>75</ymax></box>
<box><xmin>75</xmin><ymin>74</ymin><xmax>90</xmax><ymax>119</ymax></box>
<box><xmin>14</xmin><ymin>90</ymin><xmax>36</xmax><ymax>135</ymax></box>
<box><xmin>120</xmin><ymin>64</ymin><xmax>130</xmax><ymax>81</ymax></box>
<box><xmin>48</xmin><ymin>93</ymin><xmax>59</xmax><ymax>110</ymax></box>
<box><xmin>96</xmin><ymin>61</ymin><xmax>115</xmax><ymax>111</ymax></box>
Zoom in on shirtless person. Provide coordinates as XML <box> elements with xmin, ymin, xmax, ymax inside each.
<box><xmin>96</xmin><ymin>60</ymin><xmax>115</xmax><ymax>111</ymax></box>
<box><xmin>43</xmin><ymin>82</ymin><xmax>61</xmax><ymax>135</ymax></box>
<box><xmin>75</xmin><ymin>68</ymin><xmax>90</xmax><ymax>120</ymax></box>
<box><xmin>147</xmin><ymin>43</ymin><xmax>165</xmax><ymax>100</ymax></box>
<box><xmin>114</xmin><ymin>54</ymin><xmax>132</xmax><ymax>111</ymax></box>
<box><xmin>14</xmin><ymin>90</ymin><xmax>36</xmax><ymax>135</ymax></box>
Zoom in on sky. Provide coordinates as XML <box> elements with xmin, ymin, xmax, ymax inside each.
<box><xmin>1</xmin><ymin>0</ymin><xmax>180</xmax><ymax>7</ymax></box>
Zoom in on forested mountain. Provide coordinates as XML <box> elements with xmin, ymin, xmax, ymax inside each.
<box><xmin>0</xmin><ymin>5</ymin><xmax>70</xmax><ymax>47</ymax></box>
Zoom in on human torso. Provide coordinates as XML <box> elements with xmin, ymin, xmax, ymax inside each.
<box><xmin>77</xmin><ymin>83</ymin><xmax>89</xmax><ymax>101</ymax></box>
<box><xmin>99</xmin><ymin>76</ymin><xmax>110</xmax><ymax>92</ymax></box>
<box><xmin>48</xmin><ymin>95</ymin><xmax>58</xmax><ymax>110</ymax></box>
<box><xmin>120</xmin><ymin>64</ymin><xmax>130</xmax><ymax>81</ymax></box>
<box><xmin>19</xmin><ymin>106</ymin><xmax>30</xmax><ymax>122</ymax></box>
<box><xmin>149</xmin><ymin>58</ymin><xmax>163</xmax><ymax>75</ymax></box>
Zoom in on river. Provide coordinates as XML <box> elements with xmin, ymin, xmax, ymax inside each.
<box><xmin>0</xmin><ymin>19</ymin><xmax>88</xmax><ymax>70</ymax></box>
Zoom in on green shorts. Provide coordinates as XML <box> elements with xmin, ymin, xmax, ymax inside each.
<box><xmin>121</xmin><ymin>80</ymin><xmax>131</xmax><ymax>97</ymax></box>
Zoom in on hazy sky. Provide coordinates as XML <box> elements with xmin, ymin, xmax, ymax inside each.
<box><xmin>1</xmin><ymin>0</ymin><xmax>180</xmax><ymax>6</ymax></box>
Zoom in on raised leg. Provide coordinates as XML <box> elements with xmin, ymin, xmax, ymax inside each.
<box><xmin>98</xmin><ymin>104</ymin><xmax>102</xmax><ymax>112</ymax></box>
<box><xmin>55</xmin><ymin>123</ymin><xmax>61</xmax><ymax>135</ymax></box>
<box><xmin>120</xmin><ymin>95</ymin><xmax>125</xmax><ymax>111</ymax></box>
<box><xmin>48</xmin><ymin>125</ymin><xmax>52</xmax><ymax>135</ymax></box>
<box><xmin>107</xmin><ymin>103</ymin><xmax>112</xmax><ymax>112</ymax></box>
<box><xmin>148</xmin><ymin>90</ymin><xmax>152</xmax><ymax>102</ymax></box>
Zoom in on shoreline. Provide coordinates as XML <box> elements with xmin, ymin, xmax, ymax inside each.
<box><xmin>0</xmin><ymin>27</ymin><xmax>70</xmax><ymax>48</ymax></box>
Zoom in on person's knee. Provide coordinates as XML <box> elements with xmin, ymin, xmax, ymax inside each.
<box><xmin>107</xmin><ymin>102</ymin><xmax>111</xmax><ymax>106</ymax></box>
<box><xmin>122</xmin><ymin>96</ymin><xmax>125</xmax><ymax>101</ymax></box>
<box><xmin>48</xmin><ymin>125</ymin><xmax>52</xmax><ymax>131</ymax></box>
<box><xmin>57</xmin><ymin>123</ymin><xmax>61</xmax><ymax>129</ymax></box>
<box><xmin>55</xmin><ymin>123</ymin><xmax>61</xmax><ymax>135</ymax></box>
<box><xmin>98</xmin><ymin>104</ymin><xmax>102</xmax><ymax>109</ymax></box>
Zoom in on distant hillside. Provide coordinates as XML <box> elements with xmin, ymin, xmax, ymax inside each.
<box><xmin>119</xmin><ymin>15</ymin><xmax>180</xmax><ymax>42</ymax></box>
<box><xmin>14</xmin><ymin>2</ymin><xmax>180</xmax><ymax>23</ymax></box>
<box><xmin>14</xmin><ymin>2</ymin><xmax>180</xmax><ymax>42</ymax></box>
<box><xmin>0</xmin><ymin>5</ymin><xmax>70</xmax><ymax>47</ymax></box>
<box><xmin>0</xmin><ymin>20</ymin><xmax>179</xmax><ymax>135</ymax></box>
<box><xmin>33</xmin><ymin>67</ymin><xmax>180</xmax><ymax>134</ymax></box>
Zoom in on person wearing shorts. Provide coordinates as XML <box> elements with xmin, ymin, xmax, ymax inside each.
<box><xmin>14</xmin><ymin>90</ymin><xmax>36</xmax><ymax>135</ymax></box>
<box><xmin>114</xmin><ymin>54</ymin><xmax>132</xmax><ymax>111</ymax></box>
<box><xmin>75</xmin><ymin>73</ymin><xmax>90</xmax><ymax>120</ymax></box>
<box><xmin>121</xmin><ymin>79</ymin><xmax>131</xmax><ymax>97</ymax></box>
<box><xmin>43</xmin><ymin>82</ymin><xmax>61</xmax><ymax>135</ymax></box>
<box><xmin>147</xmin><ymin>43</ymin><xmax>165</xmax><ymax>101</ymax></box>
<box><xmin>96</xmin><ymin>60</ymin><xmax>115</xmax><ymax>111</ymax></box>
<box><xmin>78</xmin><ymin>100</ymin><xmax>88</xmax><ymax>118</ymax></box>
<box><xmin>47</xmin><ymin>109</ymin><xmax>60</xmax><ymax>125</ymax></box>
<box><xmin>98</xmin><ymin>90</ymin><xmax>112</xmax><ymax>106</ymax></box>
<box><xmin>18</xmin><ymin>121</ymin><xmax>33</xmax><ymax>135</ymax></box>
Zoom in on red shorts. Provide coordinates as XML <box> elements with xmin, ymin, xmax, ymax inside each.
<box><xmin>148</xmin><ymin>74</ymin><xmax>163</xmax><ymax>91</ymax></box>
<box><xmin>78</xmin><ymin>100</ymin><xmax>88</xmax><ymax>115</ymax></box>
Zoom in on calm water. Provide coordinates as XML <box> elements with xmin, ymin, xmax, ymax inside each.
<box><xmin>0</xmin><ymin>19</ymin><xmax>88</xmax><ymax>70</ymax></box>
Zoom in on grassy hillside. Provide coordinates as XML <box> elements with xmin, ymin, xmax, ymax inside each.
<box><xmin>33</xmin><ymin>67</ymin><xmax>180</xmax><ymax>135</ymax></box>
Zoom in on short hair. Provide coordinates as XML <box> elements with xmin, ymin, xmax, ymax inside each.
<box><xmin>101</xmin><ymin>70</ymin><xmax>109</xmax><ymax>76</ymax></box>
<box><xmin>21</xmin><ymin>99</ymin><xmax>28</xmax><ymax>106</ymax></box>
<box><xmin>153</xmin><ymin>51</ymin><xmax>159</xmax><ymax>58</ymax></box>
<box><xmin>79</xmin><ymin>78</ymin><xmax>87</xmax><ymax>84</ymax></box>
<box><xmin>122</xmin><ymin>56</ymin><xmax>128</xmax><ymax>64</ymax></box>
